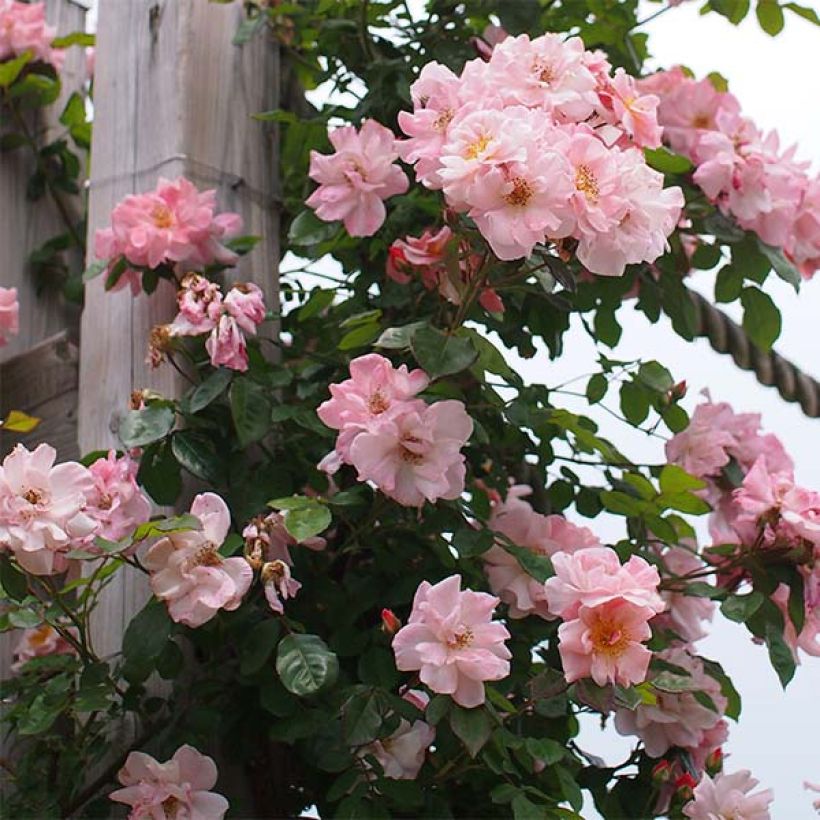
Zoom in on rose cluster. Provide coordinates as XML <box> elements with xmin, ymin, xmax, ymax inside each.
<box><xmin>317</xmin><ymin>353</ymin><xmax>473</xmax><ymax>507</ymax></box>
<box><xmin>0</xmin><ymin>0</ymin><xmax>63</xmax><ymax>69</ymax></box>
<box><xmin>641</xmin><ymin>68</ymin><xmax>820</xmax><ymax>278</ymax></box>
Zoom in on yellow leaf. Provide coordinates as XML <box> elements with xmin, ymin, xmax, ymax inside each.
<box><xmin>2</xmin><ymin>410</ymin><xmax>41</xmax><ymax>433</ymax></box>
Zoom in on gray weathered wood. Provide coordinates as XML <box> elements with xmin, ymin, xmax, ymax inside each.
<box><xmin>78</xmin><ymin>0</ymin><xmax>280</xmax><ymax>659</ymax></box>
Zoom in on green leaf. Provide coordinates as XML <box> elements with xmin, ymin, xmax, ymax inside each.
<box><xmin>691</xmin><ymin>242</ymin><xmax>723</xmax><ymax>270</ymax></box>
<box><xmin>594</xmin><ymin>307</ymin><xmax>621</xmax><ymax>347</ymax></box>
<box><xmin>714</xmin><ymin>264</ymin><xmax>744</xmax><ymax>303</ymax></box>
<box><xmin>0</xmin><ymin>52</ymin><xmax>31</xmax><ymax>88</ymax></box>
<box><xmin>459</xmin><ymin>328</ymin><xmax>522</xmax><ymax>386</ymax></box>
<box><xmin>501</xmin><ymin>541</ymin><xmax>554</xmax><ymax>583</ymax></box>
<box><xmin>240</xmin><ymin>619</ymin><xmax>281</xmax><ymax>676</ymax></box>
<box><xmin>187</xmin><ymin>368</ymin><xmax>233</xmax><ymax>413</ymax></box>
<box><xmin>342</xmin><ymin>688</ymin><xmax>384</xmax><ymax>746</ymax></box>
<box><xmin>757</xmin><ymin>240</ymin><xmax>800</xmax><ymax>290</ymax></box>
<box><xmin>619</xmin><ymin>381</ymin><xmax>649</xmax><ymax>426</ymax></box>
<box><xmin>410</xmin><ymin>325</ymin><xmax>478</xmax><ymax>380</ymax></box>
<box><xmin>784</xmin><ymin>2</ymin><xmax>820</xmax><ymax>24</ymax></box>
<box><xmin>233</xmin><ymin>13</ymin><xmax>265</xmax><ymax>44</ymax></box>
<box><xmin>651</xmin><ymin>672</ymin><xmax>698</xmax><ymax>693</ymax></box>
<box><xmin>555</xmin><ymin>765</ymin><xmax>584</xmax><ymax>812</ymax></box>
<box><xmin>740</xmin><ymin>287</ymin><xmax>781</xmax><ymax>351</ymax></box>
<box><xmin>282</xmin><ymin>503</ymin><xmax>331</xmax><ymax>542</ymax></box>
<box><xmin>659</xmin><ymin>464</ymin><xmax>707</xmax><ymax>494</ymax></box>
<box><xmin>525</xmin><ymin>737</ymin><xmax>566</xmax><ymax>765</ymax></box>
<box><xmin>756</xmin><ymin>0</ymin><xmax>785</xmax><ymax>34</ymax></box>
<box><xmin>764</xmin><ymin>623</ymin><xmax>796</xmax><ymax>688</ymax></box>
<box><xmin>298</xmin><ymin>289</ymin><xmax>335</xmax><ymax>321</ymax></box>
<box><xmin>171</xmin><ymin>431</ymin><xmax>222</xmax><ymax>483</ymax></box>
<box><xmin>288</xmin><ymin>209</ymin><xmax>338</xmax><ymax>246</ymax></box>
<box><xmin>657</xmin><ymin>492</ymin><xmax>711</xmax><ymax>515</ymax></box>
<box><xmin>0</xmin><ymin>554</ymin><xmax>29</xmax><ymax>601</ymax></box>
<box><xmin>276</xmin><ymin>634</ymin><xmax>339</xmax><ymax>696</ymax></box>
<box><xmin>338</xmin><ymin>322</ymin><xmax>381</xmax><ymax>351</ymax></box>
<box><xmin>643</xmin><ymin>147</ymin><xmax>693</xmax><ymax>174</ymax></box>
<box><xmin>449</xmin><ymin>705</ymin><xmax>492</xmax><ymax>757</ymax></box>
<box><xmin>52</xmin><ymin>31</ymin><xmax>95</xmax><ymax>48</ymax></box>
<box><xmin>10</xmin><ymin>72</ymin><xmax>61</xmax><ymax>107</ymax></box>
<box><xmin>721</xmin><ymin>591</ymin><xmax>764</xmax><ymax>623</ymax></box>
<box><xmin>453</xmin><ymin>527</ymin><xmax>495</xmax><ymax>557</ymax></box>
<box><xmin>118</xmin><ymin>405</ymin><xmax>175</xmax><ymax>448</ymax></box>
<box><xmin>585</xmin><ymin>373</ymin><xmax>607</xmax><ymax>404</ymax></box>
<box><xmin>136</xmin><ymin>441</ymin><xmax>181</xmax><ymax>505</ymax></box>
<box><xmin>637</xmin><ymin>361</ymin><xmax>674</xmax><ymax>393</ymax></box>
<box><xmin>230</xmin><ymin>377</ymin><xmax>272</xmax><ymax>447</ymax></box>
<box><xmin>375</xmin><ymin>321</ymin><xmax>427</xmax><ymax>350</ymax></box>
<box><xmin>122</xmin><ymin>600</ymin><xmax>172</xmax><ymax>682</ymax></box>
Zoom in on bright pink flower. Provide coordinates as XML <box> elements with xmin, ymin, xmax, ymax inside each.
<box><xmin>544</xmin><ymin>546</ymin><xmax>665</xmax><ymax>621</ymax></box>
<box><xmin>307</xmin><ymin>120</ymin><xmax>408</xmax><ymax>237</ymax></box>
<box><xmin>168</xmin><ymin>273</ymin><xmax>224</xmax><ymax>336</ymax></box>
<box><xmin>0</xmin><ymin>285</ymin><xmax>19</xmax><ymax>346</ymax></box>
<box><xmin>652</xmin><ymin>546</ymin><xmax>715</xmax><ymax>643</ymax></box>
<box><xmin>205</xmin><ymin>314</ymin><xmax>248</xmax><ymax>372</ymax></box>
<box><xmin>483</xmin><ymin>485</ymin><xmax>601</xmax><ymax>619</ymax></box>
<box><xmin>392</xmin><ymin>575</ymin><xmax>511</xmax><ymax>708</ymax></box>
<box><xmin>558</xmin><ymin>598</ymin><xmax>654</xmax><ymax>687</ymax></box>
<box><xmin>0</xmin><ymin>444</ymin><xmax>97</xmax><ymax>575</ymax></box>
<box><xmin>224</xmin><ymin>283</ymin><xmax>266</xmax><ymax>334</ymax></box>
<box><xmin>85</xmin><ymin>450</ymin><xmax>151</xmax><ymax>541</ymax></box>
<box><xmin>143</xmin><ymin>493</ymin><xmax>252</xmax><ymax>628</ymax></box>
<box><xmin>0</xmin><ymin>0</ymin><xmax>63</xmax><ymax>68</ymax></box>
<box><xmin>11</xmin><ymin>623</ymin><xmax>77</xmax><ymax>673</ymax></box>
<box><xmin>94</xmin><ymin>177</ymin><xmax>242</xmax><ymax>285</ymax></box>
<box><xmin>348</xmin><ymin>400</ymin><xmax>473</xmax><ymax>507</ymax></box>
<box><xmin>614</xmin><ymin>647</ymin><xmax>727</xmax><ymax>757</ymax></box>
<box><xmin>360</xmin><ymin>690</ymin><xmax>435</xmax><ymax>779</ymax></box>
<box><xmin>109</xmin><ymin>744</ymin><xmax>229</xmax><ymax>820</ymax></box>
<box><xmin>682</xmin><ymin>770</ymin><xmax>773</xmax><ymax>820</ymax></box>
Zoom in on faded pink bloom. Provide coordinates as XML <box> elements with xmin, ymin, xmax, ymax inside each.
<box><xmin>242</xmin><ymin>510</ymin><xmax>326</xmax><ymax>568</ymax></box>
<box><xmin>205</xmin><ymin>314</ymin><xmax>248</xmax><ymax>372</ymax></box>
<box><xmin>94</xmin><ymin>177</ymin><xmax>242</xmax><ymax>287</ymax></box>
<box><xmin>109</xmin><ymin>744</ymin><xmax>229</xmax><ymax>820</ymax></box>
<box><xmin>0</xmin><ymin>285</ymin><xmax>19</xmax><ymax>346</ymax></box>
<box><xmin>544</xmin><ymin>546</ymin><xmax>665</xmax><ymax>621</ymax></box>
<box><xmin>224</xmin><ymin>283</ymin><xmax>266</xmax><ymax>333</ymax></box>
<box><xmin>168</xmin><ymin>273</ymin><xmax>224</xmax><ymax>336</ymax></box>
<box><xmin>558</xmin><ymin>598</ymin><xmax>655</xmax><ymax>687</ymax></box>
<box><xmin>348</xmin><ymin>400</ymin><xmax>473</xmax><ymax>507</ymax></box>
<box><xmin>392</xmin><ymin>575</ymin><xmax>511</xmax><ymax>708</ymax></box>
<box><xmin>0</xmin><ymin>443</ymin><xmax>97</xmax><ymax>575</ymax></box>
<box><xmin>652</xmin><ymin>546</ymin><xmax>715</xmax><ymax>643</ymax></box>
<box><xmin>771</xmin><ymin>573</ymin><xmax>820</xmax><ymax>659</ymax></box>
<box><xmin>144</xmin><ymin>493</ymin><xmax>252</xmax><ymax>628</ymax></box>
<box><xmin>261</xmin><ymin>559</ymin><xmax>301</xmax><ymax>615</ymax></box>
<box><xmin>0</xmin><ymin>0</ymin><xmax>63</xmax><ymax>68</ymax></box>
<box><xmin>84</xmin><ymin>450</ymin><xmax>151</xmax><ymax>541</ymax></box>
<box><xmin>11</xmin><ymin>623</ymin><xmax>77</xmax><ymax>673</ymax></box>
<box><xmin>614</xmin><ymin>647</ymin><xmax>727</xmax><ymax>757</ymax></box>
<box><xmin>682</xmin><ymin>770</ymin><xmax>773</xmax><ymax>820</ymax></box>
<box><xmin>307</xmin><ymin>119</ymin><xmax>408</xmax><ymax>237</ymax></box>
<box><xmin>483</xmin><ymin>485</ymin><xmax>601</xmax><ymax>619</ymax></box>
<box><xmin>360</xmin><ymin>689</ymin><xmax>435</xmax><ymax>779</ymax></box>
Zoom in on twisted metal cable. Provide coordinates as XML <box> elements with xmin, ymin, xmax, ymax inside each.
<box><xmin>688</xmin><ymin>288</ymin><xmax>820</xmax><ymax>418</ymax></box>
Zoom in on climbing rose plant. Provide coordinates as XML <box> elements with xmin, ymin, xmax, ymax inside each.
<box><xmin>1</xmin><ymin>1</ymin><xmax>819</xmax><ymax>818</ymax></box>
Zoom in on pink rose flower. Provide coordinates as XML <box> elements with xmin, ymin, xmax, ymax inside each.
<box><xmin>84</xmin><ymin>450</ymin><xmax>151</xmax><ymax>541</ymax></box>
<box><xmin>558</xmin><ymin>598</ymin><xmax>655</xmax><ymax>687</ymax></box>
<box><xmin>392</xmin><ymin>575</ymin><xmax>511</xmax><ymax>708</ymax></box>
<box><xmin>307</xmin><ymin>119</ymin><xmax>409</xmax><ymax>237</ymax></box>
<box><xmin>109</xmin><ymin>744</ymin><xmax>229</xmax><ymax>820</ymax></box>
<box><xmin>0</xmin><ymin>443</ymin><xmax>98</xmax><ymax>575</ymax></box>
<box><xmin>143</xmin><ymin>493</ymin><xmax>252</xmax><ymax>628</ymax></box>
<box><xmin>614</xmin><ymin>647</ymin><xmax>727</xmax><ymax>757</ymax></box>
<box><xmin>652</xmin><ymin>546</ymin><xmax>715</xmax><ymax>644</ymax></box>
<box><xmin>168</xmin><ymin>273</ymin><xmax>224</xmax><ymax>336</ymax></box>
<box><xmin>94</xmin><ymin>177</ymin><xmax>243</xmax><ymax>287</ymax></box>
<box><xmin>544</xmin><ymin>546</ymin><xmax>665</xmax><ymax>621</ymax></box>
<box><xmin>0</xmin><ymin>285</ymin><xmax>19</xmax><ymax>346</ymax></box>
<box><xmin>0</xmin><ymin>0</ymin><xmax>63</xmax><ymax>68</ymax></box>
<box><xmin>11</xmin><ymin>623</ymin><xmax>77</xmax><ymax>673</ymax></box>
<box><xmin>360</xmin><ymin>689</ymin><xmax>435</xmax><ymax>780</ymax></box>
<box><xmin>771</xmin><ymin>573</ymin><xmax>820</xmax><ymax>659</ymax></box>
<box><xmin>682</xmin><ymin>770</ymin><xmax>773</xmax><ymax>820</ymax></box>
<box><xmin>596</xmin><ymin>68</ymin><xmax>663</xmax><ymax>149</ymax></box>
<box><xmin>223</xmin><ymin>283</ymin><xmax>266</xmax><ymax>333</ymax></box>
<box><xmin>348</xmin><ymin>400</ymin><xmax>473</xmax><ymax>507</ymax></box>
<box><xmin>483</xmin><ymin>485</ymin><xmax>601</xmax><ymax>619</ymax></box>
<box><xmin>205</xmin><ymin>314</ymin><xmax>248</xmax><ymax>372</ymax></box>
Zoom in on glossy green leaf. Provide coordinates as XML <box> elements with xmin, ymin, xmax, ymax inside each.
<box><xmin>276</xmin><ymin>634</ymin><xmax>339</xmax><ymax>696</ymax></box>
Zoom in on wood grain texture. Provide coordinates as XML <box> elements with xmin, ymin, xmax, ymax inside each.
<box><xmin>79</xmin><ymin>0</ymin><xmax>280</xmax><ymax>658</ymax></box>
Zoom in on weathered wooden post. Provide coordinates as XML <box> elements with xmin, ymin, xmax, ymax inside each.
<box><xmin>78</xmin><ymin>0</ymin><xmax>279</xmax><ymax>657</ymax></box>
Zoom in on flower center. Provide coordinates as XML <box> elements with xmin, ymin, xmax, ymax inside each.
<box><xmin>399</xmin><ymin>436</ymin><xmax>425</xmax><ymax>464</ymax></box>
<box><xmin>22</xmin><ymin>488</ymin><xmax>44</xmax><ymax>505</ymax></box>
<box><xmin>191</xmin><ymin>545</ymin><xmax>223</xmax><ymax>568</ymax></box>
<box><xmin>151</xmin><ymin>204</ymin><xmax>174</xmax><ymax>229</ymax></box>
<box><xmin>465</xmin><ymin>132</ymin><xmax>492</xmax><ymax>160</ymax></box>
<box><xmin>161</xmin><ymin>796</ymin><xmax>181</xmax><ymax>819</ymax></box>
<box><xmin>589</xmin><ymin>616</ymin><xmax>630</xmax><ymax>657</ymax></box>
<box><xmin>503</xmin><ymin>176</ymin><xmax>534</xmax><ymax>208</ymax></box>
<box><xmin>97</xmin><ymin>493</ymin><xmax>114</xmax><ymax>511</ymax></box>
<box><xmin>575</xmin><ymin>164</ymin><xmax>600</xmax><ymax>203</ymax></box>
<box><xmin>448</xmin><ymin>628</ymin><xmax>474</xmax><ymax>650</ymax></box>
<box><xmin>30</xmin><ymin>625</ymin><xmax>53</xmax><ymax>648</ymax></box>
<box><xmin>533</xmin><ymin>59</ymin><xmax>555</xmax><ymax>84</ymax></box>
<box><xmin>692</xmin><ymin>113</ymin><xmax>712</xmax><ymax>129</ymax></box>
<box><xmin>433</xmin><ymin>109</ymin><xmax>454</xmax><ymax>132</ymax></box>
<box><xmin>368</xmin><ymin>390</ymin><xmax>390</xmax><ymax>415</ymax></box>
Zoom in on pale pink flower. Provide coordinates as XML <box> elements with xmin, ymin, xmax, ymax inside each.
<box><xmin>558</xmin><ymin>598</ymin><xmax>655</xmax><ymax>687</ymax></box>
<box><xmin>804</xmin><ymin>781</ymin><xmax>820</xmax><ymax>812</ymax></box>
<box><xmin>348</xmin><ymin>400</ymin><xmax>473</xmax><ymax>507</ymax></box>
<box><xmin>224</xmin><ymin>283</ymin><xmax>266</xmax><ymax>334</ymax></box>
<box><xmin>143</xmin><ymin>493</ymin><xmax>252</xmax><ymax>628</ymax></box>
<box><xmin>307</xmin><ymin>119</ymin><xmax>408</xmax><ymax>236</ymax></box>
<box><xmin>205</xmin><ymin>314</ymin><xmax>248</xmax><ymax>372</ymax></box>
<box><xmin>598</xmin><ymin>68</ymin><xmax>663</xmax><ymax>149</ymax></box>
<box><xmin>772</xmin><ymin>573</ymin><xmax>820</xmax><ymax>659</ymax></box>
<box><xmin>483</xmin><ymin>485</ymin><xmax>601</xmax><ymax>619</ymax></box>
<box><xmin>544</xmin><ymin>546</ymin><xmax>665</xmax><ymax>621</ymax></box>
<box><xmin>788</xmin><ymin>177</ymin><xmax>820</xmax><ymax>279</ymax></box>
<box><xmin>652</xmin><ymin>546</ymin><xmax>715</xmax><ymax>643</ymax></box>
<box><xmin>84</xmin><ymin>451</ymin><xmax>151</xmax><ymax>541</ymax></box>
<box><xmin>0</xmin><ymin>285</ymin><xmax>19</xmax><ymax>346</ymax></box>
<box><xmin>614</xmin><ymin>647</ymin><xmax>727</xmax><ymax>757</ymax></box>
<box><xmin>0</xmin><ymin>444</ymin><xmax>97</xmax><ymax>575</ymax></box>
<box><xmin>392</xmin><ymin>575</ymin><xmax>511</xmax><ymax>708</ymax></box>
<box><xmin>109</xmin><ymin>744</ymin><xmax>229</xmax><ymax>820</ymax></box>
<box><xmin>168</xmin><ymin>274</ymin><xmax>224</xmax><ymax>336</ymax></box>
<box><xmin>0</xmin><ymin>0</ymin><xmax>63</xmax><ymax>68</ymax></box>
<box><xmin>683</xmin><ymin>770</ymin><xmax>773</xmax><ymax>820</ymax></box>
<box><xmin>94</xmin><ymin>177</ymin><xmax>242</xmax><ymax>286</ymax></box>
<box><xmin>11</xmin><ymin>623</ymin><xmax>77</xmax><ymax>673</ymax></box>
<box><xmin>360</xmin><ymin>690</ymin><xmax>435</xmax><ymax>779</ymax></box>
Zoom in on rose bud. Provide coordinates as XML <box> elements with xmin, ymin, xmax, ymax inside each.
<box><xmin>381</xmin><ymin>608</ymin><xmax>401</xmax><ymax>636</ymax></box>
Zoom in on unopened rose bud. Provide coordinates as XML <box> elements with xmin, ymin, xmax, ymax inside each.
<box><xmin>652</xmin><ymin>759</ymin><xmax>673</xmax><ymax>784</ymax></box>
<box><xmin>671</xmin><ymin>380</ymin><xmax>687</xmax><ymax>401</ymax></box>
<box><xmin>674</xmin><ymin>773</ymin><xmax>698</xmax><ymax>801</ymax></box>
<box><xmin>705</xmin><ymin>747</ymin><xmax>723</xmax><ymax>775</ymax></box>
<box><xmin>381</xmin><ymin>608</ymin><xmax>401</xmax><ymax>636</ymax></box>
